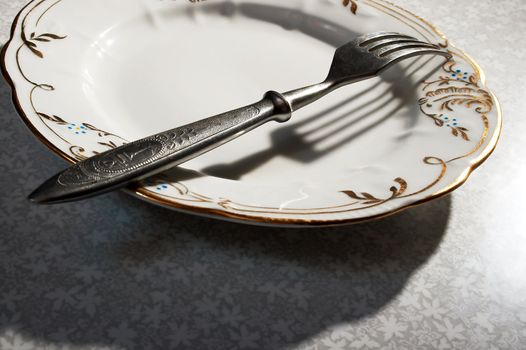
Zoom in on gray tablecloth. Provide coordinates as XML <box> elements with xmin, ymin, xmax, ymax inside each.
<box><xmin>1</xmin><ymin>0</ymin><xmax>525</xmax><ymax>349</ymax></box>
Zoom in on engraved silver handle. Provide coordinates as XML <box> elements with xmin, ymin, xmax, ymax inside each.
<box><xmin>29</xmin><ymin>91</ymin><xmax>292</xmax><ymax>203</ymax></box>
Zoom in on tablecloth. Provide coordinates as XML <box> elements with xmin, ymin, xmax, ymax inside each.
<box><xmin>1</xmin><ymin>0</ymin><xmax>525</xmax><ymax>349</ymax></box>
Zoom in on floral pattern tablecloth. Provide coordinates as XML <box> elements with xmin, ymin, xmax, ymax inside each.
<box><xmin>1</xmin><ymin>0</ymin><xmax>525</xmax><ymax>349</ymax></box>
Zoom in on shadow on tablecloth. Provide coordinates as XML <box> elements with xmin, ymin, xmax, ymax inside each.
<box><xmin>0</xmin><ymin>47</ymin><xmax>450</xmax><ymax>349</ymax></box>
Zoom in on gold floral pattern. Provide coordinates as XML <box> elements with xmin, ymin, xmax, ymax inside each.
<box><xmin>22</xmin><ymin>32</ymin><xmax>66</xmax><ymax>59</ymax></box>
<box><xmin>343</xmin><ymin>178</ymin><xmax>408</xmax><ymax>204</ymax></box>
<box><xmin>15</xmin><ymin>0</ymin><xmax>119</xmax><ymax>149</ymax></box>
<box><xmin>342</xmin><ymin>0</ymin><xmax>359</xmax><ymax>14</ymax></box>
<box><xmin>14</xmin><ymin>0</ymin><xmax>202</xmax><ymax>161</ymax></box>
<box><xmin>419</xmin><ymin>60</ymin><xmax>493</xmax><ymax>142</ymax></box>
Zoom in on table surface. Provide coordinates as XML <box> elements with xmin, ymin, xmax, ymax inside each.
<box><xmin>1</xmin><ymin>0</ymin><xmax>525</xmax><ymax>349</ymax></box>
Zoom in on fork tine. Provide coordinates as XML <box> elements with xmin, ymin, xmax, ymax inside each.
<box><xmin>376</xmin><ymin>42</ymin><xmax>440</xmax><ymax>57</ymax></box>
<box><xmin>384</xmin><ymin>47</ymin><xmax>451</xmax><ymax>65</ymax></box>
<box><xmin>367</xmin><ymin>38</ymin><xmax>429</xmax><ymax>52</ymax></box>
<box><xmin>358</xmin><ymin>32</ymin><xmax>416</xmax><ymax>47</ymax></box>
<box><xmin>327</xmin><ymin>32</ymin><xmax>450</xmax><ymax>88</ymax></box>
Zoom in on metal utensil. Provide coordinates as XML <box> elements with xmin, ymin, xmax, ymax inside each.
<box><xmin>29</xmin><ymin>32</ymin><xmax>450</xmax><ymax>204</ymax></box>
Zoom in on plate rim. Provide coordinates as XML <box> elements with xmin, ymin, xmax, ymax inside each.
<box><xmin>1</xmin><ymin>0</ymin><xmax>503</xmax><ymax>227</ymax></box>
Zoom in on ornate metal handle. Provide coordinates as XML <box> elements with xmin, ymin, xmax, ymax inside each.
<box><xmin>30</xmin><ymin>91</ymin><xmax>291</xmax><ymax>203</ymax></box>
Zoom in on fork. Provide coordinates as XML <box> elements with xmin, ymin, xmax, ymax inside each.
<box><xmin>29</xmin><ymin>32</ymin><xmax>451</xmax><ymax>204</ymax></box>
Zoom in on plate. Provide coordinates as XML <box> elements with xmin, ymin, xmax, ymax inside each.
<box><xmin>1</xmin><ymin>0</ymin><xmax>501</xmax><ymax>226</ymax></box>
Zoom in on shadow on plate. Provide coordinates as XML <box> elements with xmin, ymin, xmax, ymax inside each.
<box><xmin>159</xmin><ymin>54</ymin><xmax>442</xmax><ymax>183</ymax></box>
<box><xmin>201</xmin><ymin>57</ymin><xmax>440</xmax><ymax>181</ymax></box>
<box><xmin>153</xmin><ymin>2</ymin><xmax>445</xmax><ymax>183</ymax></box>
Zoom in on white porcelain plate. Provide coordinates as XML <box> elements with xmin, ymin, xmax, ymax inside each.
<box><xmin>1</xmin><ymin>0</ymin><xmax>501</xmax><ymax>226</ymax></box>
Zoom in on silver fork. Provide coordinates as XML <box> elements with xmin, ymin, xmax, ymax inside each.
<box><xmin>30</xmin><ymin>32</ymin><xmax>451</xmax><ymax>204</ymax></box>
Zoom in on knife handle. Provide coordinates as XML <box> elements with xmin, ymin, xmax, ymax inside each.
<box><xmin>29</xmin><ymin>91</ymin><xmax>292</xmax><ymax>203</ymax></box>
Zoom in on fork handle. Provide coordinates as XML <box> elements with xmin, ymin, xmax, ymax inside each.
<box><xmin>29</xmin><ymin>91</ymin><xmax>292</xmax><ymax>203</ymax></box>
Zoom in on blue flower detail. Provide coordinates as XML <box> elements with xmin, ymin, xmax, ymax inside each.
<box><xmin>68</xmin><ymin>123</ymin><xmax>87</xmax><ymax>135</ymax></box>
<box><xmin>437</xmin><ymin>116</ymin><xmax>469</xmax><ymax>140</ymax></box>
<box><xmin>156</xmin><ymin>184</ymin><xmax>169</xmax><ymax>191</ymax></box>
<box><xmin>451</xmin><ymin>69</ymin><xmax>469</xmax><ymax>81</ymax></box>
<box><xmin>441</xmin><ymin>116</ymin><xmax>460</xmax><ymax>128</ymax></box>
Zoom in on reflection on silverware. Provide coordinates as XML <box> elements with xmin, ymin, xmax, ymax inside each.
<box><xmin>29</xmin><ymin>32</ymin><xmax>450</xmax><ymax>204</ymax></box>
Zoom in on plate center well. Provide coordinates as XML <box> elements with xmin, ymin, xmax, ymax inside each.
<box><xmin>82</xmin><ymin>3</ymin><xmax>420</xmax><ymax>187</ymax></box>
